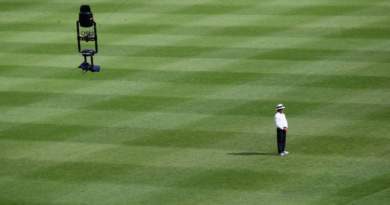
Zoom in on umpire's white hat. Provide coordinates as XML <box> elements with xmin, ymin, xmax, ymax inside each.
<box><xmin>276</xmin><ymin>104</ymin><xmax>285</xmax><ymax>110</ymax></box>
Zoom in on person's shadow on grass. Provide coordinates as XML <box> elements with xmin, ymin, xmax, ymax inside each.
<box><xmin>228</xmin><ymin>152</ymin><xmax>278</xmax><ymax>156</ymax></box>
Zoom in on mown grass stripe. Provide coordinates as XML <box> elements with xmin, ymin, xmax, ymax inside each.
<box><xmin>1</xmin><ymin>0</ymin><xmax>389</xmax><ymax>204</ymax></box>
<box><xmin>1</xmin><ymin>57</ymin><xmax>388</xmax><ymax>77</ymax></box>
<box><xmin>5</xmin><ymin>43</ymin><xmax>390</xmax><ymax>63</ymax></box>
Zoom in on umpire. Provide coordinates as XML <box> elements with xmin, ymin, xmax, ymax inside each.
<box><xmin>275</xmin><ymin>104</ymin><xmax>289</xmax><ymax>156</ymax></box>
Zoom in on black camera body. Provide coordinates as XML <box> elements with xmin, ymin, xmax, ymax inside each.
<box><xmin>79</xmin><ymin>5</ymin><xmax>94</xmax><ymax>27</ymax></box>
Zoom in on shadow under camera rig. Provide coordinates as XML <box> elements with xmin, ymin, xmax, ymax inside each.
<box><xmin>77</xmin><ymin>5</ymin><xmax>100</xmax><ymax>73</ymax></box>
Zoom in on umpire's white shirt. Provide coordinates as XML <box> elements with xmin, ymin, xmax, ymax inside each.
<box><xmin>275</xmin><ymin>112</ymin><xmax>288</xmax><ymax>129</ymax></box>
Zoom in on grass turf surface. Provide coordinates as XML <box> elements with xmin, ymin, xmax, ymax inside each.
<box><xmin>0</xmin><ymin>0</ymin><xmax>389</xmax><ymax>204</ymax></box>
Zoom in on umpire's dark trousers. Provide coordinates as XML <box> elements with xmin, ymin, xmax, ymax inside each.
<box><xmin>276</xmin><ymin>128</ymin><xmax>286</xmax><ymax>154</ymax></box>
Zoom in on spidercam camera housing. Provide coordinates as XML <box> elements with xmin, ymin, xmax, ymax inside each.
<box><xmin>77</xmin><ymin>5</ymin><xmax>100</xmax><ymax>73</ymax></box>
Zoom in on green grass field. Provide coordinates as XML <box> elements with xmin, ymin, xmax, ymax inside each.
<box><xmin>1</xmin><ymin>0</ymin><xmax>389</xmax><ymax>204</ymax></box>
